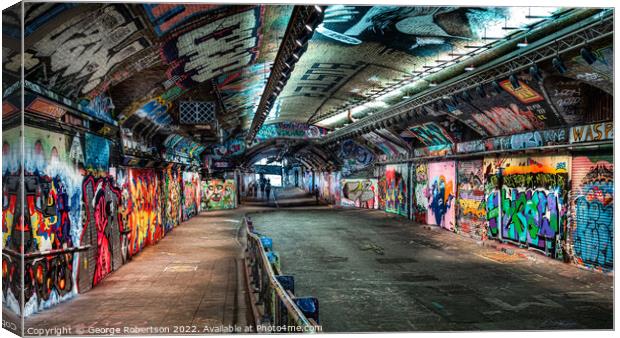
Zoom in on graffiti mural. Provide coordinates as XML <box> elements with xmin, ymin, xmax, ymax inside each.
<box><xmin>28</xmin><ymin>4</ymin><xmax>151</xmax><ymax>98</ymax></box>
<box><xmin>571</xmin><ymin>155</ymin><xmax>613</xmax><ymax>270</ymax></box>
<box><xmin>117</xmin><ymin>168</ymin><xmax>164</xmax><ymax>260</ymax></box>
<box><xmin>3</xmin><ymin>127</ymin><xmax>83</xmax><ymax>316</ymax></box>
<box><xmin>427</xmin><ymin>161</ymin><xmax>456</xmax><ymax>230</ymax></box>
<box><xmin>385</xmin><ymin>164</ymin><xmax>408</xmax><ymax>217</ymax></box>
<box><xmin>340</xmin><ymin>179</ymin><xmax>378</xmax><ymax>209</ymax></box>
<box><xmin>338</xmin><ymin>139</ymin><xmax>374</xmax><ymax>177</ymax></box>
<box><xmin>569</xmin><ymin>122</ymin><xmax>613</xmax><ymax>144</ymax></box>
<box><xmin>182</xmin><ymin>172</ymin><xmax>201</xmax><ymax>220</ymax></box>
<box><xmin>484</xmin><ymin>156</ymin><xmax>569</xmax><ymax>258</ymax></box>
<box><xmin>401</xmin><ymin>122</ymin><xmax>455</xmax><ymax>146</ymax></box>
<box><xmin>456</xmin><ymin>160</ymin><xmax>486</xmax><ymax>239</ymax></box>
<box><xmin>201</xmin><ymin>179</ymin><xmax>236</xmax><ymax>210</ymax></box>
<box><xmin>412</xmin><ymin>163</ymin><xmax>429</xmax><ymax>223</ymax></box>
<box><xmin>143</xmin><ymin>3</ymin><xmax>227</xmax><ymax>36</ymax></box>
<box><xmin>84</xmin><ymin>133</ymin><xmax>111</xmax><ymax>170</ymax></box>
<box><xmin>254</xmin><ymin>122</ymin><xmax>329</xmax><ymax>143</ymax></box>
<box><xmin>163</xmin><ymin>167</ymin><xmax>183</xmax><ymax>231</ymax></box>
<box><xmin>361</xmin><ymin>131</ymin><xmax>408</xmax><ymax>158</ymax></box>
<box><xmin>80</xmin><ymin>175</ymin><xmax>123</xmax><ymax>291</ymax></box>
<box><xmin>160</xmin><ymin>7</ymin><xmax>262</xmax><ymax>88</ymax></box>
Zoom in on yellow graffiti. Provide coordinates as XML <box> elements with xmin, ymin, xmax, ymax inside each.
<box><xmin>458</xmin><ymin>199</ymin><xmax>485</xmax><ymax>217</ymax></box>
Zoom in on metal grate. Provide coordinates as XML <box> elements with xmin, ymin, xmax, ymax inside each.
<box><xmin>179</xmin><ymin>100</ymin><xmax>216</xmax><ymax>124</ymax></box>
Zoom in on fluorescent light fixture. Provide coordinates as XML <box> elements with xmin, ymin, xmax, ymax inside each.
<box><xmin>464</xmin><ymin>65</ymin><xmax>475</xmax><ymax>71</ymax></box>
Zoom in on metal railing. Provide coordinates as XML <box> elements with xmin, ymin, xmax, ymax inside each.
<box><xmin>244</xmin><ymin>216</ymin><xmax>321</xmax><ymax>333</ymax></box>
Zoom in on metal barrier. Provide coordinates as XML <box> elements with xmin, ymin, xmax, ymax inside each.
<box><xmin>244</xmin><ymin>216</ymin><xmax>321</xmax><ymax>333</ymax></box>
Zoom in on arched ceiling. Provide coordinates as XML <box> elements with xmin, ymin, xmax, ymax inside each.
<box><xmin>2</xmin><ymin>3</ymin><xmax>613</xmax><ymax>171</ymax></box>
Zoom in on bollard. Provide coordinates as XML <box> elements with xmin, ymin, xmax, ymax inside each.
<box><xmin>260</xmin><ymin>236</ymin><xmax>273</xmax><ymax>251</ymax></box>
<box><xmin>294</xmin><ymin>297</ymin><xmax>319</xmax><ymax>324</ymax></box>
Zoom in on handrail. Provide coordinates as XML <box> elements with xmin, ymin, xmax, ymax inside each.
<box><xmin>244</xmin><ymin>216</ymin><xmax>321</xmax><ymax>333</ymax></box>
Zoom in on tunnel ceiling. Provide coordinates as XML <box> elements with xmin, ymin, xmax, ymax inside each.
<box><xmin>2</xmin><ymin>3</ymin><xmax>613</xmax><ymax>170</ymax></box>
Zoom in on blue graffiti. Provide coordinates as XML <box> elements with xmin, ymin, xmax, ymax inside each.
<box><xmin>429</xmin><ymin>176</ymin><xmax>454</xmax><ymax>226</ymax></box>
<box><xmin>574</xmin><ymin>190</ymin><xmax>613</xmax><ymax>270</ymax></box>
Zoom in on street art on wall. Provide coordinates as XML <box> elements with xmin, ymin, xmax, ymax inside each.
<box><xmin>456</xmin><ymin>160</ymin><xmax>486</xmax><ymax>239</ymax></box>
<box><xmin>143</xmin><ymin>3</ymin><xmax>227</xmax><ymax>36</ymax></box>
<box><xmin>162</xmin><ymin>134</ymin><xmax>206</xmax><ymax>166</ymax></box>
<box><xmin>160</xmin><ymin>6</ymin><xmax>262</xmax><ymax>88</ymax></box>
<box><xmin>400</xmin><ymin>122</ymin><xmax>455</xmax><ymax>146</ymax></box>
<box><xmin>338</xmin><ymin>139</ymin><xmax>374</xmax><ymax>177</ymax></box>
<box><xmin>117</xmin><ymin>168</ymin><xmax>164</xmax><ymax>260</ymax></box>
<box><xmin>80</xmin><ymin>175</ymin><xmax>123</xmax><ymax>292</ymax></box>
<box><xmin>412</xmin><ymin>163</ymin><xmax>429</xmax><ymax>223</ymax></box>
<box><xmin>457</xmin><ymin>128</ymin><xmax>567</xmax><ymax>154</ymax></box>
<box><xmin>427</xmin><ymin>161</ymin><xmax>456</xmax><ymax>230</ymax></box>
<box><xmin>254</xmin><ymin>122</ymin><xmax>329</xmax><ymax>143</ymax></box>
<box><xmin>484</xmin><ymin>156</ymin><xmax>569</xmax><ymax>258</ymax></box>
<box><xmin>28</xmin><ymin>4</ymin><xmax>151</xmax><ymax>98</ymax></box>
<box><xmin>182</xmin><ymin>172</ymin><xmax>201</xmax><ymax>220</ymax></box>
<box><xmin>202</xmin><ymin>179</ymin><xmax>236</xmax><ymax>210</ymax></box>
<box><xmin>211</xmin><ymin>137</ymin><xmax>246</xmax><ymax>158</ymax></box>
<box><xmin>3</xmin><ymin>127</ymin><xmax>83</xmax><ymax>316</ymax></box>
<box><xmin>361</xmin><ymin>131</ymin><xmax>408</xmax><ymax>158</ymax></box>
<box><xmin>84</xmin><ymin>133</ymin><xmax>111</xmax><ymax>170</ymax></box>
<box><xmin>569</xmin><ymin>122</ymin><xmax>613</xmax><ymax>144</ymax></box>
<box><xmin>571</xmin><ymin>155</ymin><xmax>613</xmax><ymax>270</ymax></box>
<box><xmin>163</xmin><ymin>167</ymin><xmax>182</xmax><ymax>231</ymax></box>
<box><xmin>340</xmin><ymin>179</ymin><xmax>378</xmax><ymax>209</ymax></box>
<box><xmin>385</xmin><ymin>164</ymin><xmax>408</xmax><ymax>217</ymax></box>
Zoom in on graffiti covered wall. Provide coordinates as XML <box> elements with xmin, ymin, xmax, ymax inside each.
<box><xmin>385</xmin><ymin>164</ymin><xmax>408</xmax><ymax>217</ymax></box>
<box><xmin>484</xmin><ymin>156</ymin><xmax>569</xmax><ymax>258</ymax></box>
<box><xmin>340</xmin><ymin>179</ymin><xmax>378</xmax><ymax>209</ymax></box>
<box><xmin>3</xmin><ymin>126</ymin><xmax>83</xmax><ymax>316</ymax></box>
<box><xmin>117</xmin><ymin>168</ymin><xmax>164</xmax><ymax>259</ymax></box>
<box><xmin>427</xmin><ymin>161</ymin><xmax>456</xmax><ymax>230</ymax></box>
<box><xmin>182</xmin><ymin>172</ymin><xmax>201</xmax><ymax>220</ymax></box>
<box><xmin>202</xmin><ymin>179</ymin><xmax>237</xmax><ymax>210</ymax></box>
<box><xmin>162</xmin><ymin>167</ymin><xmax>182</xmax><ymax>232</ymax></box>
<box><xmin>412</xmin><ymin>163</ymin><xmax>428</xmax><ymax>223</ymax></box>
<box><xmin>456</xmin><ymin>160</ymin><xmax>486</xmax><ymax>239</ymax></box>
<box><xmin>571</xmin><ymin>155</ymin><xmax>613</xmax><ymax>270</ymax></box>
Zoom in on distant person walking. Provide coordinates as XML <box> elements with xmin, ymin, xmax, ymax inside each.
<box><xmin>265</xmin><ymin>180</ymin><xmax>272</xmax><ymax>201</ymax></box>
<box><xmin>314</xmin><ymin>185</ymin><xmax>320</xmax><ymax>205</ymax></box>
<box><xmin>260</xmin><ymin>178</ymin><xmax>266</xmax><ymax>199</ymax></box>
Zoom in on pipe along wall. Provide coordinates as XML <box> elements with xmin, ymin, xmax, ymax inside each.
<box><xmin>304</xmin><ymin>128</ymin><xmax>613</xmax><ymax>274</ymax></box>
<box><xmin>1</xmin><ymin>126</ymin><xmax>238</xmax><ymax>316</ymax></box>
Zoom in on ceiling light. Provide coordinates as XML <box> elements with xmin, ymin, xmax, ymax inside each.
<box><xmin>464</xmin><ymin>65</ymin><xmax>475</xmax><ymax>71</ymax></box>
<box><xmin>552</xmin><ymin>56</ymin><xmax>567</xmax><ymax>74</ymax></box>
<box><xmin>529</xmin><ymin>64</ymin><xmax>543</xmax><ymax>82</ymax></box>
<box><xmin>516</xmin><ymin>38</ymin><xmax>528</xmax><ymax>48</ymax></box>
<box><xmin>509</xmin><ymin>74</ymin><xmax>521</xmax><ymax>89</ymax></box>
<box><xmin>428</xmin><ymin>82</ymin><xmax>438</xmax><ymax>87</ymax></box>
<box><xmin>580</xmin><ymin>46</ymin><xmax>597</xmax><ymax>65</ymax></box>
<box><xmin>305</xmin><ymin>24</ymin><xmax>314</xmax><ymax>33</ymax></box>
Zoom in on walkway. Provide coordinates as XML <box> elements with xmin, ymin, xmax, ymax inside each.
<box><xmin>21</xmin><ymin>208</ymin><xmax>255</xmax><ymax>335</ymax></box>
<box><xmin>250</xmin><ymin>208</ymin><xmax>613</xmax><ymax>332</ymax></box>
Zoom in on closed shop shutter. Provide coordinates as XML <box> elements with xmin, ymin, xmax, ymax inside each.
<box><xmin>571</xmin><ymin>154</ymin><xmax>613</xmax><ymax>271</ymax></box>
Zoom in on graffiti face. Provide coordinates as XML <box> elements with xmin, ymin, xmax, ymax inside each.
<box><xmin>163</xmin><ymin>168</ymin><xmax>182</xmax><ymax>231</ymax></box>
<box><xmin>571</xmin><ymin>156</ymin><xmax>613</xmax><ymax>270</ymax></box>
<box><xmin>202</xmin><ymin>179</ymin><xmax>236</xmax><ymax>210</ymax></box>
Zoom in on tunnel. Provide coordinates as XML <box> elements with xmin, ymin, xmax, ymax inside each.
<box><xmin>1</xmin><ymin>2</ymin><xmax>614</xmax><ymax>336</ymax></box>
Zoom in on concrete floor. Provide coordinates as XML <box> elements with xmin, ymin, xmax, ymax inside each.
<box><xmin>251</xmin><ymin>207</ymin><xmax>614</xmax><ymax>332</ymax></box>
<box><xmin>15</xmin><ymin>208</ymin><xmax>254</xmax><ymax>336</ymax></box>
